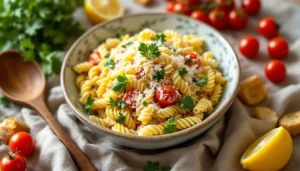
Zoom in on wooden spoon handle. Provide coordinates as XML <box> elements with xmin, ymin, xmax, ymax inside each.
<box><xmin>31</xmin><ymin>99</ymin><xmax>97</xmax><ymax>171</ymax></box>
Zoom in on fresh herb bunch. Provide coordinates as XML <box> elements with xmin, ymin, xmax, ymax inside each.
<box><xmin>0</xmin><ymin>0</ymin><xmax>83</xmax><ymax>76</ymax></box>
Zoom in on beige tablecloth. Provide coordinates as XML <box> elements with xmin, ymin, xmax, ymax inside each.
<box><xmin>1</xmin><ymin>0</ymin><xmax>300</xmax><ymax>170</ymax></box>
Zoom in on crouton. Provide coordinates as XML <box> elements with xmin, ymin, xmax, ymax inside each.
<box><xmin>252</xmin><ymin>107</ymin><xmax>278</xmax><ymax>125</ymax></box>
<box><xmin>238</xmin><ymin>75</ymin><xmax>267</xmax><ymax>105</ymax></box>
<box><xmin>0</xmin><ymin>117</ymin><xmax>29</xmax><ymax>144</ymax></box>
<box><xmin>279</xmin><ymin>111</ymin><xmax>300</xmax><ymax>137</ymax></box>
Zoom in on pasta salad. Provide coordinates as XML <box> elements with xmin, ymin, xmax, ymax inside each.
<box><xmin>73</xmin><ymin>29</ymin><xmax>227</xmax><ymax>136</ymax></box>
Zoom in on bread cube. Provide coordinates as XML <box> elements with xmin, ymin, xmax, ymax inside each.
<box><xmin>252</xmin><ymin>107</ymin><xmax>278</xmax><ymax>125</ymax></box>
<box><xmin>0</xmin><ymin>117</ymin><xmax>29</xmax><ymax>144</ymax></box>
<box><xmin>279</xmin><ymin>111</ymin><xmax>300</xmax><ymax>137</ymax></box>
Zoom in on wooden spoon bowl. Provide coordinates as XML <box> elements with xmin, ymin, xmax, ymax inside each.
<box><xmin>0</xmin><ymin>50</ymin><xmax>97</xmax><ymax>171</ymax></box>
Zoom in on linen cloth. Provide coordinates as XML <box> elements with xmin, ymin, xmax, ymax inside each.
<box><xmin>1</xmin><ymin>0</ymin><xmax>300</xmax><ymax>170</ymax></box>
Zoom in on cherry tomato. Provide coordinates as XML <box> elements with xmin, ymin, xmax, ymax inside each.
<box><xmin>242</xmin><ymin>0</ymin><xmax>261</xmax><ymax>15</ymax></box>
<box><xmin>122</xmin><ymin>89</ymin><xmax>138</xmax><ymax>110</ymax></box>
<box><xmin>185</xmin><ymin>52</ymin><xmax>200</xmax><ymax>67</ymax></box>
<box><xmin>265</xmin><ymin>60</ymin><xmax>286</xmax><ymax>83</ymax></box>
<box><xmin>155</xmin><ymin>84</ymin><xmax>178</xmax><ymax>107</ymax></box>
<box><xmin>191</xmin><ymin>10</ymin><xmax>210</xmax><ymax>24</ymax></box>
<box><xmin>216</xmin><ymin>0</ymin><xmax>235</xmax><ymax>13</ymax></box>
<box><xmin>166</xmin><ymin>2</ymin><xmax>176</xmax><ymax>13</ymax></box>
<box><xmin>268</xmin><ymin>37</ymin><xmax>289</xmax><ymax>60</ymax></box>
<box><xmin>173</xmin><ymin>2</ymin><xmax>189</xmax><ymax>14</ymax></box>
<box><xmin>88</xmin><ymin>51</ymin><xmax>101</xmax><ymax>65</ymax></box>
<box><xmin>239</xmin><ymin>36</ymin><xmax>259</xmax><ymax>59</ymax></box>
<box><xmin>228</xmin><ymin>8</ymin><xmax>248</xmax><ymax>30</ymax></box>
<box><xmin>0</xmin><ymin>153</ymin><xmax>26</xmax><ymax>171</ymax></box>
<box><xmin>209</xmin><ymin>9</ymin><xmax>227</xmax><ymax>30</ymax></box>
<box><xmin>9</xmin><ymin>132</ymin><xmax>35</xmax><ymax>157</ymax></box>
<box><xmin>258</xmin><ymin>17</ymin><xmax>280</xmax><ymax>39</ymax></box>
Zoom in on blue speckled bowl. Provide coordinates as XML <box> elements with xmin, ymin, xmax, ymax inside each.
<box><xmin>61</xmin><ymin>13</ymin><xmax>240</xmax><ymax>149</ymax></box>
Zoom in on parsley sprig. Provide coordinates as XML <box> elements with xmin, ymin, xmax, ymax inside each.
<box><xmin>139</xmin><ymin>43</ymin><xmax>161</xmax><ymax>59</ymax></box>
<box><xmin>109</xmin><ymin>98</ymin><xmax>127</xmax><ymax>108</ymax></box>
<box><xmin>144</xmin><ymin>161</ymin><xmax>171</xmax><ymax>171</ymax></box>
<box><xmin>196</xmin><ymin>75</ymin><xmax>208</xmax><ymax>87</ymax></box>
<box><xmin>142</xmin><ymin>101</ymin><xmax>148</xmax><ymax>107</ymax></box>
<box><xmin>104</xmin><ymin>59</ymin><xmax>115</xmax><ymax>69</ymax></box>
<box><xmin>84</xmin><ymin>97</ymin><xmax>94</xmax><ymax>115</ymax></box>
<box><xmin>0</xmin><ymin>96</ymin><xmax>10</xmax><ymax>108</ymax></box>
<box><xmin>122</xmin><ymin>42</ymin><xmax>133</xmax><ymax>48</ymax></box>
<box><xmin>154</xmin><ymin>33</ymin><xmax>166</xmax><ymax>46</ymax></box>
<box><xmin>104</xmin><ymin>53</ymin><xmax>110</xmax><ymax>58</ymax></box>
<box><xmin>116</xmin><ymin>33</ymin><xmax>125</xmax><ymax>39</ymax></box>
<box><xmin>179</xmin><ymin>67</ymin><xmax>188</xmax><ymax>76</ymax></box>
<box><xmin>116</xmin><ymin>113</ymin><xmax>126</xmax><ymax>124</ymax></box>
<box><xmin>112</xmin><ymin>75</ymin><xmax>129</xmax><ymax>92</ymax></box>
<box><xmin>164</xmin><ymin>117</ymin><xmax>177</xmax><ymax>134</ymax></box>
<box><xmin>153</xmin><ymin>69</ymin><xmax>165</xmax><ymax>81</ymax></box>
<box><xmin>178</xmin><ymin>96</ymin><xmax>194</xmax><ymax>110</ymax></box>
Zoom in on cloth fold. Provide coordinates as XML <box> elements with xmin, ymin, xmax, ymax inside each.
<box><xmin>1</xmin><ymin>0</ymin><xmax>300</xmax><ymax>170</ymax></box>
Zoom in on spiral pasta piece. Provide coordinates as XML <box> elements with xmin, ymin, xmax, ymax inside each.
<box><xmin>88</xmin><ymin>66</ymin><xmax>101</xmax><ymax>84</ymax></box>
<box><xmin>89</xmin><ymin>115</ymin><xmax>111</xmax><ymax>128</ymax></box>
<box><xmin>202</xmin><ymin>67</ymin><xmax>215</xmax><ymax>93</ymax></box>
<box><xmin>153</xmin><ymin>53</ymin><xmax>173</xmax><ymax>65</ymax></box>
<box><xmin>76</xmin><ymin>74</ymin><xmax>86</xmax><ymax>88</ymax></box>
<box><xmin>112</xmin><ymin>123</ymin><xmax>136</xmax><ymax>135</ymax></box>
<box><xmin>210</xmin><ymin>84</ymin><xmax>223</xmax><ymax>106</ymax></box>
<box><xmin>138</xmin><ymin>105</ymin><xmax>156</xmax><ymax>125</ymax></box>
<box><xmin>105</xmin><ymin>38</ymin><xmax>120</xmax><ymax>50</ymax></box>
<box><xmin>176</xmin><ymin>116</ymin><xmax>202</xmax><ymax>130</ymax></box>
<box><xmin>164</xmin><ymin>64</ymin><xmax>174</xmax><ymax>75</ymax></box>
<box><xmin>80</xmin><ymin>80</ymin><xmax>93</xmax><ymax>103</ymax></box>
<box><xmin>156</xmin><ymin>105</ymin><xmax>179</xmax><ymax>119</ymax></box>
<box><xmin>127</xmin><ymin>75</ymin><xmax>147</xmax><ymax>92</ymax></box>
<box><xmin>73</xmin><ymin>62</ymin><xmax>93</xmax><ymax>74</ymax></box>
<box><xmin>172</xmin><ymin>72</ymin><xmax>191</xmax><ymax>95</ymax></box>
<box><xmin>92</xmin><ymin>98</ymin><xmax>110</xmax><ymax>109</ymax></box>
<box><xmin>193</xmin><ymin>98</ymin><xmax>213</xmax><ymax>115</ymax></box>
<box><xmin>215</xmin><ymin>72</ymin><xmax>227</xmax><ymax>85</ymax></box>
<box><xmin>138</xmin><ymin>125</ymin><xmax>165</xmax><ymax>136</ymax></box>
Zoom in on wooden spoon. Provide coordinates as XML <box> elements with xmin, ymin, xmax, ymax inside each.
<box><xmin>0</xmin><ymin>50</ymin><xmax>97</xmax><ymax>171</ymax></box>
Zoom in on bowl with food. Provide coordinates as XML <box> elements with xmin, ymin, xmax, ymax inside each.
<box><xmin>61</xmin><ymin>13</ymin><xmax>240</xmax><ymax>149</ymax></box>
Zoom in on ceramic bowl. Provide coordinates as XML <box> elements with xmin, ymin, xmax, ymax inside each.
<box><xmin>61</xmin><ymin>13</ymin><xmax>240</xmax><ymax>149</ymax></box>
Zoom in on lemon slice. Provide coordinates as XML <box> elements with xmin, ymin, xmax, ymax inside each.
<box><xmin>84</xmin><ymin>0</ymin><xmax>124</xmax><ymax>24</ymax></box>
<box><xmin>241</xmin><ymin>127</ymin><xmax>293</xmax><ymax>171</ymax></box>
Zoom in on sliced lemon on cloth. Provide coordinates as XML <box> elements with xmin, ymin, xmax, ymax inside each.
<box><xmin>241</xmin><ymin>126</ymin><xmax>292</xmax><ymax>171</ymax></box>
<box><xmin>84</xmin><ymin>0</ymin><xmax>124</xmax><ymax>24</ymax></box>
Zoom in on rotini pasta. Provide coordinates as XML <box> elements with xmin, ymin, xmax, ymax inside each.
<box><xmin>74</xmin><ymin>29</ymin><xmax>226</xmax><ymax>136</ymax></box>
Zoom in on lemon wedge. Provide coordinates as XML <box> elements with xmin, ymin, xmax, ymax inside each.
<box><xmin>84</xmin><ymin>0</ymin><xmax>124</xmax><ymax>24</ymax></box>
<box><xmin>241</xmin><ymin>127</ymin><xmax>292</xmax><ymax>171</ymax></box>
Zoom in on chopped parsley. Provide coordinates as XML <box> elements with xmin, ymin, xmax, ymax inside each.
<box><xmin>0</xmin><ymin>96</ymin><xmax>10</xmax><ymax>108</ymax></box>
<box><xmin>179</xmin><ymin>67</ymin><xmax>188</xmax><ymax>76</ymax></box>
<box><xmin>154</xmin><ymin>33</ymin><xmax>166</xmax><ymax>46</ymax></box>
<box><xmin>196</xmin><ymin>75</ymin><xmax>208</xmax><ymax>87</ymax></box>
<box><xmin>116</xmin><ymin>113</ymin><xmax>125</xmax><ymax>124</ymax></box>
<box><xmin>84</xmin><ymin>97</ymin><xmax>94</xmax><ymax>115</ymax></box>
<box><xmin>122</xmin><ymin>41</ymin><xmax>133</xmax><ymax>48</ymax></box>
<box><xmin>104</xmin><ymin>59</ymin><xmax>115</xmax><ymax>69</ymax></box>
<box><xmin>104</xmin><ymin>53</ymin><xmax>110</xmax><ymax>58</ymax></box>
<box><xmin>116</xmin><ymin>33</ymin><xmax>125</xmax><ymax>39</ymax></box>
<box><xmin>112</xmin><ymin>75</ymin><xmax>128</xmax><ymax>92</ymax></box>
<box><xmin>185</xmin><ymin>58</ymin><xmax>192</xmax><ymax>64</ymax></box>
<box><xmin>166</xmin><ymin>45</ymin><xmax>176</xmax><ymax>53</ymax></box>
<box><xmin>142</xmin><ymin>101</ymin><xmax>148</xmax><ymax>107</ymax></box>
<box><xmin>109</xmin><ymin>98</ymin><xmax>127</xmax><ymax>108</ymax></box>
<box><xmin>164</xmin><ymin>117</ymin><xmax>177</xmax><ymax>134</ymax></box>
<box><xmin>153</xmin><ymin>69</ymin><xmax>165</xmax><ymax>81</ymax></box>
<box><xmin>178</xmin><ymin>96</ymin><xmax>194</xmax><ymax>110</ymax></box>
<box><xmin>144</xmin><ymin>161</ymin><xmax>171</xmax><ymax>171</ymax></box>
<box><xmin>139</xmin><ymin>43</ymin><xmax>161</xmax><ymax>59</ymax></box>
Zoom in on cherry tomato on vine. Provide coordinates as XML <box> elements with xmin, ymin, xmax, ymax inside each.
<box><xmin>155</xmin><ymin>84</ymin><xmax>178</xmax><ymax>107</ymax></box>
<box><xmin>191</xmin><ymin>10</ymin><xmax>210</xmax><ymax>24</ymax></box>
<box><xmin>242</xmin><ymin>0</ymin><xmax>261</xmax><ymax>15</ymax></box>
<box><xmin>268</xmin><ymin>37</ymin><xmax>289</xmax><ymax>60</ymax></box>
<box><xmin>9</xmin><ymin>132</ymin><xmax>35</xmax><ymax>157</ymax></box>
<box><xmin>173</xmin><ymin>2</ymin><xmax>189</xmax><ymax>14</ymax></box>
<box><xmin>0</xmin><ymin>153</ymin><xmax>26</xmax><ymax>171</ymax></box>
<box><xmin>166</xmin><ymin>2</ymin><xmax>176</xmax><ymax>13</ymax></box>
<box><xmin>215</xmin><ymin>0</ymin><xmax>235</xmax><ymax>13</ymax></box>
<box><xmin>265</xmin><ymin>60</ymin><xmax>286</xmax><ymax>83</ymax></box>
<box><xmin>239</xmin><ymin>36</ymin><xmax>259</xmax><ymax>59</ymax></box>
<box><xmin>258</xmin><ymin>17</ymin><xmax>280</xmax><ymax>39</ymax></box>
<box><xmin>209</xmin><ymin>9</ymin><xmax>227</xmax><ymax>29</ymax></box>
<box><xmin>122</xmin><ymin>89</ymin><xmax>138</xmax><ymax>110</ymax></box>
<box><xmin>228</xmin><ymin>8</ymin><xmax>248</xmax><ymax>30</ymax></box>
<box><xmin>88</xmin><ymin>51</ymin><xmax>101</xmax><ymax>65</ymax></box>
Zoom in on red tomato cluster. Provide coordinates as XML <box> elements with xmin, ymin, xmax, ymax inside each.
<box><xmin>166</xmin><ymin>0</ymin><xmax>261</xmax><ymax>30</ymax></box>
<box><xmin>0</xmin><ymin>132</ymin><xmax>35</xmax><ymax>171</ymax></box>
<box><xmin>238</xmin><ymin>16</ymin><xmax>289</xmax><ymax>83</ymax></box>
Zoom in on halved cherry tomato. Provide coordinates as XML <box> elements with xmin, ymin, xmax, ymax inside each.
<box><xmin>242</xmin><ymin>0</ymin><xmax>261</xmax><ymax>16</ymax></box>
<box><xmin>209</xmin><ymin>9</ymin><xmax>227</xmax><ymax>30</ymax></box>
<box><xmin>268</xmin><ymin>37</ymin><xmax>289</xmax><ymax>60</ymax></box>
<box><xmin>155</xmin><ymin>84</ymin><xmax>178</xmax><ymax>107</ymax></box>
<box><xmin>185</xmin><ymin>52</ymin><xmax>200</xmax><ymax>67</ymax></box>
<box><xmin>191</xmin><ymin>10</ymin><xmax>210</xmax><ymax>24</ymax></box>
<box><xmin>166</xmin><ymin>2</ymin><xmax>176</xmax><ymax>13</ymax></box>
<box><xmin>239</xmin><ymin>36</ymin><xmax>259</xmax><ymax>59</ymax></box>
<box><xmin>258</xmin><ymin>17</ymin><xmax>280</xmax><ymax>39</ymax></box>
<box><xmin>88</xmin><ymin>51</ymin><xmax>101</xmax><ymax>65</ymax></box>
<box><xmin>9</xmin><ymin>132</ymin><xmax>35</xmax><ymax>157</ymax></box>
<box><xmin>216</xmin><ymin>0</ymin><xmax>235</xmax><ymax>13</ymax></box>
<box><xmin>228</xmin><ymin>8</ymin><xmax>248</xmax><ymax>30</ymax></box>
<box><xmin>0</xmin><ymin>153</ymin><xmax>26</xmax><ymax>171</ymax></box>
<box><xmin>265</xmin><ymin>60</ymin><xmax>286</xmax><ymax>83</ymax></box>
<box><xmin>122</xmin><ymin>89</ymin><xmax>138</xmax><ymax>110</ymax></box>
<box><xmin>173</xmin><ymin>2</ymin><xmax>189</xmax><ymax>14</ymax></box>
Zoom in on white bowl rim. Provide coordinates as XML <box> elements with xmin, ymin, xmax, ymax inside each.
<box><xmin>61</xmin><ymin>13</ymin><xmax>241</xmax><ymax>142</ymax></box>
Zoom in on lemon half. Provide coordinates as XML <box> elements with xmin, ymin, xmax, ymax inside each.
<box><xmin>241</xmin><ymin>127</ymin><xmax>292</xmax><ymax>171</ymax></box>
<box><xmin>84</xmin><ymin>0</ymin><xmax>124</xmax><ymax>24</ymax></box>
